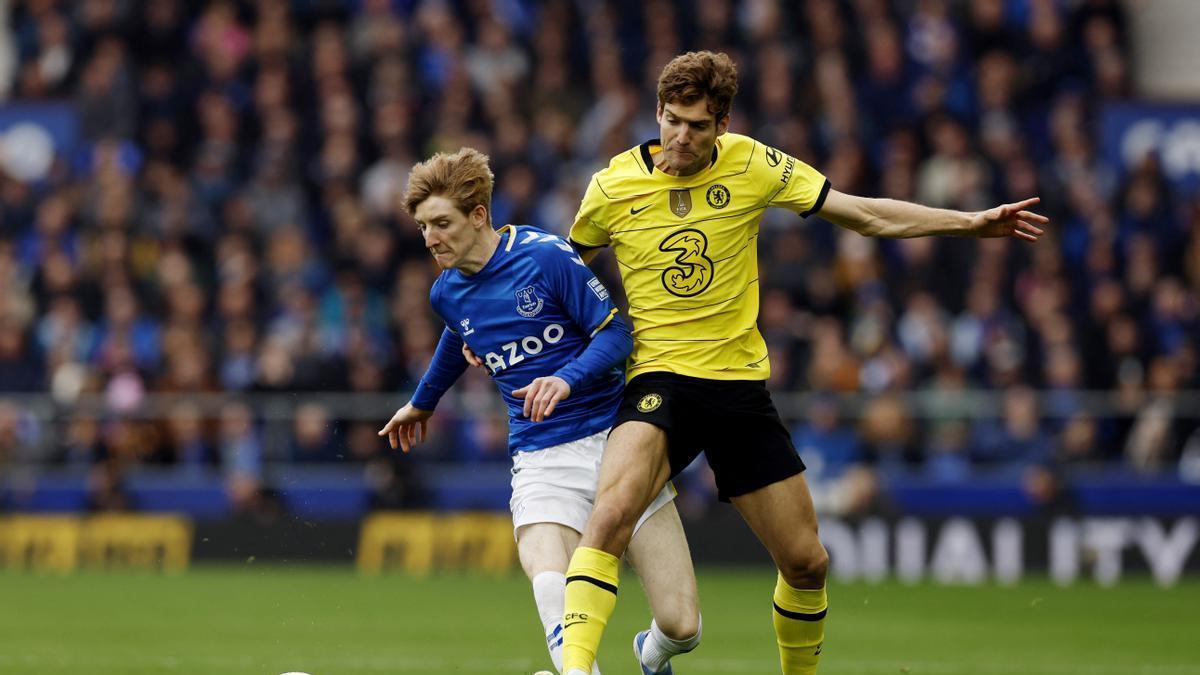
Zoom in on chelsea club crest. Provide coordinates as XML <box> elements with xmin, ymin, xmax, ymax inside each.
<box><xmin>515</xmin><ymin>286</ymin><xmax>544</xmax><ymax>318</ymax></box>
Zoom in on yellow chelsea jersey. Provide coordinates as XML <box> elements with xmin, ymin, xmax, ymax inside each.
<box><xmin>569</xmin><ymin>132</ymin><xmax>829</xmax><ymax>382</ymax></box>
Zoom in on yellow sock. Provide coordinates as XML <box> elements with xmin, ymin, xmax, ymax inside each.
<box><xmin>772</xmin><ymin>574</ymin><xmax>828</xmax><ymax>674</ymax></box>
<box><xmin>561</xmin><ymin>546</ymin><xmax>620</xmax><ymax>674</ymax></box>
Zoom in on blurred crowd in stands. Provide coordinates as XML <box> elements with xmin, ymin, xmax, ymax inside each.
<box><xmin>1</xmin><ymin>0</ymin><xmax>1198</xmax><ymax>516</ymax></box>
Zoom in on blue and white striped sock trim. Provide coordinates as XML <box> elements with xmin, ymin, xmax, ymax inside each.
<box><xmin>547</xmin><ymin>622</ymin><xmax>563</xmax><ymax>649</ymax></box>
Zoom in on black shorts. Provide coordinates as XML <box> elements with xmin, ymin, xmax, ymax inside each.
<box><xmin>614</xmin><ymin>372</ymin><xmax>805</xmax><ymax>502</ymax></box>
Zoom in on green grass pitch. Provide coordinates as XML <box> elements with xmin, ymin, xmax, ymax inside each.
<box><xmin>1</xmin><ymin>565</ymin><xmax>1197</xmax><ymax>674</ymax></box>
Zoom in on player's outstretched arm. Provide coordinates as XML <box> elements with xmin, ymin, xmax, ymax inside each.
<box><xmin>381</xmin><ymin>327</ymin><xmax>470</xmax><ymax>451</ymax></box>
<box><xmin>377</xmin><ymin>403</ymin><xmax>433</xmax><ymax>453</ymax></box>
<box><xmin>969</xmin><ymin>196</ymin><xmax>1049</xmax><ymax>240</ymax></box>
<box><xmin>818</xmin><ymin>189</ymin><xmax>1048</xmax><ymax>240</ymax></box>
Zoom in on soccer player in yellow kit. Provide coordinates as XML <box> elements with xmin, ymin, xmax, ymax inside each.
<box><xmin>559</xmin><ymin>52</ymin><xmax>1048</xmax><ymax>675</ymax></box>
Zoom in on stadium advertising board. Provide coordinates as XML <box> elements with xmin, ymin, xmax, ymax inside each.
<box><xmin>0</xmin><ymin>514</ymin><xmax>192</xmax><ymax>573</ymax></box>
<box><xmin>1101</xmin><ymin>103</ymin><xmax>1200</xmax><ymax>193</ymax></box>
<box><xmin>818</xmin><ymin>516</ymin><xmax>1198</xmax><ymax>587</ymax></box>
<box><xmin>4</xmin><ymin>512</ymin><xmax>1196</xmax><ymax>586</ymax></box>
<box><xmin>684</xmin><ymin>510</ymin><xmax>1199</xmax><ymax>587</ymax></box>
<box><xmin>356</xmin><ymin>512</ymin><xmax>516</xmax><ymax>575</ymax></box>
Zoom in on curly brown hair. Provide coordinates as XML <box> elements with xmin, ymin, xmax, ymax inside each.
<box><xmin>403</xmin><ymin>147</ymin><xmax>494</xmax><ymax>220</ymax></box>
<box><xmin>656</xmin><ymin>51</ymin><xmax>739</xmax><ymax>121</ymax></box>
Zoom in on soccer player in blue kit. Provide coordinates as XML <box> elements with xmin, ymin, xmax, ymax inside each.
<box><xmin>379</xmin><ymin>148</ymin><xmax>702</xmax><ymax>675</ymax></box>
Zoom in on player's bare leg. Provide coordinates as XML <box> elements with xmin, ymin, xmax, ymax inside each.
<box><xmin>731</xmin><ymin>473</ymin><xmax>827</xmax><ymax>588</ymax></box>
<box><xmin>517</xmin><ymin>523</ymin><xmax>601</xmax><ymax>675</ymax></box>
<box><xmin>626</xmin><ymin>501</ymin><xmax>702</xmax><ymax>673</ymax></box>
<box><xmin>517</xmin><ymin>522</ymin><xmax>580</xmax><ymax>581</ymax></box>
<box><xmin>562</xmin><ymin>421</ymin><xmax>673</xmax><ymax>675</ymax></box>
<box><xmin>582</xmin><ymin>421</ymin><xmax>673</xmax><ymax>554</ymax></box>
<box><xmin>731</xmin><ymin>472</ymin><xmax>830</xmax><ymax>674</ymax></box>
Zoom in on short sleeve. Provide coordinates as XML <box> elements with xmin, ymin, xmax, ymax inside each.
<box><xmin>568</xmin><ymin>176</ymin><xmax>613</xmax><ymax>248</ymax></box>
<box><xmin>760</xmin><ymin>144</ymin><xmax>831</xmax><ymax>218</ymax></box>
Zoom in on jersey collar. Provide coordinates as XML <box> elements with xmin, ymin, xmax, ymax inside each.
<box><xmin>453</xmin><ymin>225</ymin><xmax>513</xmax><ymax>281</ymax></box>
<box><xmin>638</xmin><ymin>138</ymin><xmax>720</xmax><ymax>176</ymax></box>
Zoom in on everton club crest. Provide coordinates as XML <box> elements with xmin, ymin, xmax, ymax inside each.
<box><xmin>515</xmin><ymin>286</ymin><xmax>544</xmax><ymax>317</ymax></box>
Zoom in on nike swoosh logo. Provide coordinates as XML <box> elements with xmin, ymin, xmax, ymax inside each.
<box><xmin>630</xmin><ymin>203</ymin><xmax>652</xmax><ymax>215</ymax></box>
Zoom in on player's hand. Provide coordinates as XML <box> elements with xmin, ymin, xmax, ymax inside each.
<box><xmin>377</xmin><ymin>403</ymin><xmax>433</xmax><ymax>453</ymax></box>
<box><xmin>462</xmin><ymin>343</ymin><xmax>483</xmax><ymax>368</ymax></box>
<box><xmin>971</xmin><ymin>196</ymin><xmax>1049</xmax><ymax>241</ymax></box>
<box><xmin>513</xmin><ymin>376</ymin><xmax>571</xmax><ymax>422</ymax></box>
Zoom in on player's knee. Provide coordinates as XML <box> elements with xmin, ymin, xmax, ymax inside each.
<box><xmin>778</xmin><ymin>542</ymin><xmax>829</xmax><ymax>588</ymax></box>
<box><xmin>587</xmin><ymin>496</ymin><xmax>638</xmax><ymax>543</ymax></box>
<box><xmin>657</xmin><ymin>606</ymin><xmax>701</xmax><ymax>642</ymax></box>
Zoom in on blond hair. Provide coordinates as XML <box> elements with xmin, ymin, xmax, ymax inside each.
<box><xmin>657</xmin><ymin>51</ymin><xmax>739</xmax><ymax>122</ymax></box>
<box><xmin>403</xmin><ymin>147</ymin><xmax>494</xmax><ymax>220</ymax></box>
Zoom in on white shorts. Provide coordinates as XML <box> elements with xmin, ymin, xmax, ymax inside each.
<box><xmin>510</xmin><ymin>428</ymin><xmax>677</xmax><ymax>538</ymax></box>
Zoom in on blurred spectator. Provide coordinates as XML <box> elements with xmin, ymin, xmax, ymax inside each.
<box><xmin>365</xmin><ymin>453</ymin><xmax>428</xmax><ymax>510</ymax></box>
<box><xmin>1057</xmin><ymin>412</ymin><xmax>1101</xmax><ymax>465</ymax></box>
<box><xmin>859</xmin><ymin>394</ymin><xmax>917</xmax><ymax>472</ymax></box>
<box><xmin>0</xmin><ymin>400</ymin><xmax>26</xmax><ymax>468</ymax></box>
<box><xmin>0</xmin><ymin>0</ymin><xmax>1192</xmax><ymax>502</ymax></box>
<box><xmin>971</xmin><ymin>386</ymin><xmax>1053</xmax><ymax>467</ymax></box>
<box><xmin>794</xmin><ymin>394</ymin><xmax>862</xmax><ymax>482</ymax></box>
<box><xmin>160</xmin><ymin>401</ymin><xmax>214</xmax><ymax>469</ymax></box>
<box><xmin>290</xmin><ymin>402</ymin><xmax>339</xmax><ymax>462</ymax></box>
<box><xmin>1125</xmin><ymin>356</ymin><xmax>1188</xmax><ymax>472</ymax></box>
<box><xmin>793</xmin><ymin>393</ymin><xmax>879</xmax><ymax>515</ymax></box>
<box><xmin>218</xmin><ymin>401</ymin><xmax>273</xmax><ymax>518</ymax></box>
<box><xmin>0</xmin><ymin>315</ymin><xmax>42</xmax><ymax>391</ymax></box>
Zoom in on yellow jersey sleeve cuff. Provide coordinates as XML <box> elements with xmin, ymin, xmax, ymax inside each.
<box><xmin>800</xmin><ymin>179</ymin><xmax>832</xmax><ymax>218</ymax></box>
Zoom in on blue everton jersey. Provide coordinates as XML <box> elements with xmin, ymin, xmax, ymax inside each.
<box><xmin>429</xmin><ymin>226</ymin><xmax>624</xmax><ymax>454</ymax></box>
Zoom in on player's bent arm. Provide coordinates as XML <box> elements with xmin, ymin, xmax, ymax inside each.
<box><xmin>379</xmin><ymin>328</ymin><xmax>469</xmax><ymax>451</ymax></box>
<box><xmin>377</xmin><ymin>402</ymin><xmax>433</xmax><ymax>453</ymax></box>
<box><xmin>411</xmin><ymin>327</ymin><xmax>471</xmax><ymax>410</ymax></box>
<box><xmin>552</xmin><ymin>313</ymin><xmax>632</xmax><ymax>391</ymax></box>
<box><xmin>818</xmin><ymin>189</ymin><xmax>1048</xmax><ymax>241</ymax></box>
<box><xmin>512</xmin><ymin>376</ymin><xmax>571</xmax><ymax>423</ymax></box>
<box><xmin>514</xmin><ymin>315</ymin><xmax>632</xmax><ymax>422</ymax></box>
